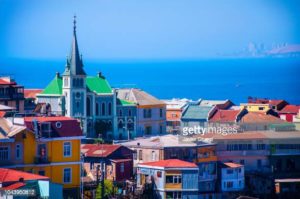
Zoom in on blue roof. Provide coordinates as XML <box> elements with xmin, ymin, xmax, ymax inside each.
<box><xmin>182</xmin><ymin>105</ymin><xmax>212</xmax><ymax>120</ymax></box>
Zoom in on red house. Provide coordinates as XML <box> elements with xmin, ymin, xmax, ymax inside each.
<box><xmin>278</xmin><ymin>105</ymin><xmax>300</xmax><ymax>122</ymax></box>
<box><xmin>81</xmin><ymin>144</ymin><xmax>133</xmax><ymax>182</ymax></box>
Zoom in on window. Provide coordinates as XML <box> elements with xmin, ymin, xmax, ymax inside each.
<box><xmin>151</xmin><ymin>151</ymin><xmax>156</xmax><ymax>161</ymax></box>
<box><xmin>240</xmin><ymin>159</ymin><xmax>245</xmax><ymax>165</ymax></box>
<box><xmin>63</xmin><ymin>142</ymin><xmax>71</xmax><ymax>157</ymax></box>
<box><xmin>64</xmin><ymin>78</ymin><xmax>68</xmax><ymax>87</ymax></box>
<box><xmin>128</xmin><ymin>109</ymin><xmax>132</xmax><ymax>117</ymax></box>
<box><xmin>166</xmin><ymin>175</ymin><xmax>182</xmax><ymax>184</ymax></box>
<box><xmin>259</xmin><ymin>107</ymin><xmax>264</xmax><ymax>110</ymax></box>
<box><xmin>160</xmin><ymin>108</ymin><xmax>163</xmax><ymax>117</ymax></box>
<box><xmin>63</xmin><ymin>168</ymin><xmax>71</xmax><ymax>183</ymax></box>
<box><xmin>159</xmin><ymin>125</ymin><xmax>163</xmax><ymax>134</ymax></box>
<box><xmin>38</xmin><ymin>170</ymin><xmax>45</xmax><ymax>176</ymax></box>
<box><xmin>119</xmin><ymin>109</ymin><xmax>123</xmax><ymax>117</ymax></box>
<box><xmin>157</xmin><ymin>171</ymin><xmax>162</xmax><ymax>178</ymax></box>
<box><xmin>133</xmin><ymin>150</ymin><xmax>137</xmax><ymax>160</ymax></box>
<box><xmin>0</xmin><ymin>146</ymin><xmax>9</xmax><ymax>161</ymax></box>
<box><xmin>96</xmin><ymin>103</ymin><xmax>99</xmax><ymax>115</ymax></box>
<box><xmin>37</xmin><ymin>144</ymin><xmax>47</xmax><ymax>158</ymax></box>
<box><xmin>108</xmin><ymin>102</ymin><xmax>112</xmax><ymax>116</ymax></box>
<box><xmin>120</xmin><ymin>163</ymin><xmax>124</xmax><ymax>173</ymax></box>
<box><xmin>55</xmin><ymin>122</ymin><xmax>62</xmax><ymax>128</ymax></box>
<box><xmin>143</xmin><ymin>109</ymin><xmax>152</xmax><ymax>118</ymax></box>
<box><xmin>145</xmin><ymin>126</ymin><xmax>152</xmax><ymax>135</ymax></box>
<box><xmin>257</xmin><ymin>159</ymin><xmax>262</xmax><ymax>168</ymax></box>
<box><xmin>226</xmin><ymin>181</ymin><xmax>233</xmax><ymax>188</ymax></box>
<box><xmin>101</xmin><ymin>103</ymin><xmax>106</xmax><ymax>116</ymax></box>
<box><xmin>16</xmin><ymin>144</ymin><xmax>22</xmax><ymax>160</ymax></box>
<box><xmin>166</xmin><ymin>192</ymin><xmax>182</xmax><ymax>199</ymax></box>
<box><xmin>226</xmin><ymin>169</ymin><xmax>233</xmax><ymax>174</ymax></box>
<box><xmin>139</xmin><ymin>150</ymin><xmax>143</xmax><ymax>160</ymax></box>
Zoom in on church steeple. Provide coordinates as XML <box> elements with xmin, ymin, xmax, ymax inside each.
<box><xmin>63</xmin><ymin>15</ymin><xmax>86</xmax><ymax>76</ymax></box>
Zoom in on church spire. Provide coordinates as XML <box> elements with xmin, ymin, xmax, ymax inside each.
<box><xmin>63</xmin><ymin>15</ymin><xmax>86</xmax><ymax>76</ymax></box>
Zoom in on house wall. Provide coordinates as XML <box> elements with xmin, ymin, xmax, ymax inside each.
<box><xmin>136</xmin><ymin>105</ymin><xmax>166</xmax><ymax>137</ymax></box>
<box><xmin>221</xmin><ymin>167</ymin><xmax>244</xmax><ymax>192</ymax></box>
<box><xmin>37</xmin><ymin>96</ymin><xmax>64</xmax><ymax>115</ymax></box>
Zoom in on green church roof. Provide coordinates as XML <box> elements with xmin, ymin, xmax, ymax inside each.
<box><xmin>40</xmin><ymin>75</ymin><xmax>63</xmax><ymax>95</ymax></box>
<box><xmin>86</xmin><ymin>76</ymin><xmax>112</xmax><ymax>94</ymax></box>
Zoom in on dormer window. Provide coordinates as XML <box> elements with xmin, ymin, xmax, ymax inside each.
<box><xmin>40</xmin><ymin>122</ymin><xmax>51</xmax><ymax>138</ymax></box>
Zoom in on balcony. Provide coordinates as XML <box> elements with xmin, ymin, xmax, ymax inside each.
<box><xmin>34</xmin><ymin>156</ymin><xmax>50</xmax><ymax>164</ymax></box>
<box><xmin>271</xmin><ymin>149</ymin><xmax>300</xmax><ymax>156</ymax></box>
<box><xmin>217</xmin><ymin>150</ymin><xmax>270</xmax><ymax>157</ymax></box>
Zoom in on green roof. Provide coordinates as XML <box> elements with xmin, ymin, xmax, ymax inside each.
<box><xmin>40</xmin><ymin>75</ymin><xmax>62</xmax><ymax>95</ymax></box>
<box><xmin>86</xmin><ymin>76</ymin><xmax>112</xmax><ymax>94</ymax></box>
<box><xmin>117</xmin><ymin>98</ymin><xmax>135</xmax><ymax>106</ymax></box>
<box><xmin>182</xmin><ymin>105</ymin><xmax>212</xmax><ymax>120</ymax></box>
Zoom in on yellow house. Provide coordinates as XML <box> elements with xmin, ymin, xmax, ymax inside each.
<box><xmin>240</xmin><ymin>103</ymin><xmax>271</xmax><ymax>112</ymax></box>
<box><xmin>0</xmin><ymin>116</ymin><xmax>84</xmax><ymax>198</ymax></box>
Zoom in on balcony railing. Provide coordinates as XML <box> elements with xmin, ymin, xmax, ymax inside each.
<box><xmin>217</xmin><ymin>150</ymin><xmax>270</xmax><ymax>157</ymax></box>
<box><xmin>34</xmin><ymin>156</ymin><xmax>50</xmax><ymax>164</ymax></box>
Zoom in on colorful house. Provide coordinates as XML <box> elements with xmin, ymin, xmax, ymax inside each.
<box><xmin>181</xmin><ymin>103</ymin><xmax>216</xmax><ymax>127</ymax></box>
<box><xmin>247</xmin><ymin>97</ymin><xmax>288</xmax><ymax>111</ymax></box>
<box><xmin>0</xmin><ymin>76</ymin><xmax>25</xmax><ymax>113</ymax></box>
<box><xmin>0</xmin><ymin>168</ymin><xmax>63</xmax><ymax>199</ymax></box>
<box><xmin>240</xmin><ymin>103</ymin><xmax>271</xmax><ymax>113</ymax></box>
<box><xmin>219</xmin><ymin>162</ymin><xmax>245</xmax><ymax>192</ymax></box>
<box><xmin>81</xmin><ymin>144</ymin><xmax>133</xmax><ymax>182</ymax></box>
<box><xmin>116</xmin><ymin>98</ymin><xmax>137</xmax><ymax>140</ymax></box>
<box><xmin>116</xmin><ymin>88</ymin><xmax>166</xmax><ymax>136</ymax></box>
<box><xmin>137</xmin><ymin>159</ymin><xmax>199</xmax><ymax>199</ymax></box>
<box><xmin>0</xmin><ymin>116</ymin><xmax>84</xmax><ymax>198</ymax></box>
<box><xmin>163</xmin><ymin>98</ymin><xmax>190</xmax><ymax>134</ymax></box>
<box><xmin>278</xmin><ymin>105</ymin><xmax>300</xmax><ymax>122</ymax></box>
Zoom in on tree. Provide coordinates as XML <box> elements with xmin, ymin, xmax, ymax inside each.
<box><xmin>96</xmin><ymin>179</ymin><xmax>115</xmax><ymax>199</ymax></box>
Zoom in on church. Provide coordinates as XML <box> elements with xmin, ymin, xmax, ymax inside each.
<box><xmin>36</xmin><ymin>17</ymin><xmax>120</xmax><ymax>138</ymax></box>
<box><xmin>36</xmin><ymin>17</ymin><xmax>166</xmax><ymax>139</ymax></box>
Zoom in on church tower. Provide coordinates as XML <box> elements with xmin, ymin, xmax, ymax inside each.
<box><xmin>62</xmin><ymin>16</ymin><xmax>87</xmax><ymax>133</ymax></box>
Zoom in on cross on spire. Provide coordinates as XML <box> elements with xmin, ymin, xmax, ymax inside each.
<box><xmin>73</xmin><ymin>15</ymin><xmax>76</xmax><ymax>34</ymax></box>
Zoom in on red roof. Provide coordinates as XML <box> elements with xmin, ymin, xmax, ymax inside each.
<box><xmin>279</xmin><ymin>105</ymin><xmax>300</xmax><ymax>114</ymax></box>
<box><xmin>81</xmin><ymin>144</ymin><xmax>121</xmax><ymax>158</ymax></box>
<box><xmin>0</xmin><ymin>111</ymin><xmax>6</xmax><ymax>118</ymax></box>
<box><xmin>24</xmin><ymin>89</ymin><xmax>42</xmax><ymax>99</ymax></box>
<box><xmin>2</xmin><ymin>182</ymin><xmax>26</xmax><ymax>190</ymax></box>
<box><xmin>269</xmin><ymin>100</ymin><xmax>286</xmax><ymax>106</ymax></box>
<box><xmin>0</xmin><ymin>168</ymin><xmax>49</xmax><ymax>183</ymax></box>
<box><xmin>223</xmin><ymin>162</ymin><xmax>243</xmax><ymax>168</ymax></box>
<box><xmin>210</xmin><ymin>110</ymin><xmax>240</xmax><ymax>122</ymax></box>
<box><xmin>139</xmin><ymin>159</ymin><xmax>198</xmax><ymax>168</ymax></box>
<box><xmin>240</xmin><ymin>112</ymin><xmax>284</xmax><ymax>123</ymax></box>
<box><xmin>24</xmin><ymin>116</ymin><xmax>83</xmax><ymax>137</ymax></box>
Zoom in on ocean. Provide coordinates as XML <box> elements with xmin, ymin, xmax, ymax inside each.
<box><xmin>1</xmin><ymin>58</ymin><xmax>300</xmax><ymax>104</ymax></box>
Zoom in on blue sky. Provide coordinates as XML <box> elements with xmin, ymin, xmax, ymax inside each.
<box><xmin>1</xmin><ymin>0</ymin><xmax>300</xmax><ymax>60</ymax></box>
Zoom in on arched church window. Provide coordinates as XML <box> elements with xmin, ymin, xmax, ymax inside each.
<box><xmin>101</xmin><ymin>102</ymin><xmax>106</xmax><ymax>116</ymax></box>
<box><xmin>87</xmin><ymin>97</ymin><xmax>91</xmax><ymax>116</ymax></box>
<box><xmin>108</xmin><ymin>102</ymin><xmax>112</xmax><ymax>116</ymax></box>
<box><xmin>96</xmin><ymin>102</ymin><xmax>99</xmax><ymax>116</ymax></box>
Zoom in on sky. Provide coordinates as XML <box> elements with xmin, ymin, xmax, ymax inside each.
<box><xmin>1</xmin><ymin>0</ymin><xmax>300</xmax><ymax>60</ymax></box>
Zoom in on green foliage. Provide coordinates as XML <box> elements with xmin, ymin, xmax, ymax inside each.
<box><xmin>96</xmin><ymin>180</ymin><xmax>115</xmax><ymax>199</ymax></box>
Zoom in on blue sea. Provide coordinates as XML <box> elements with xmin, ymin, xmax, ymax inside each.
<box><xmin>1</xmin><ymin>58</ymin><xmax>300</xmax><ymax>104</ymax></box>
